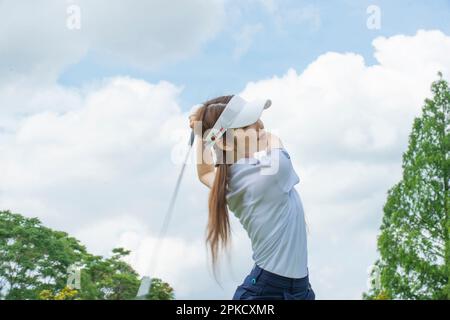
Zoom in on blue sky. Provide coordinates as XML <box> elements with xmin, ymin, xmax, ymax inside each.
<box><xmin>1</xmin><ymin>0</ymin><xmax>450</xmax><ymax>299</ymax></box>
<box><xmin>59</xmin><ymin>0</ymin><xmax>450</xmax><ymax>111</ymax></box>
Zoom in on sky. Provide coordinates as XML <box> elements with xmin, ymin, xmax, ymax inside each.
<box><xmin>0</xmin><ymin>0</ymin><xmax>450</xmax><ymax>299</ymax></box>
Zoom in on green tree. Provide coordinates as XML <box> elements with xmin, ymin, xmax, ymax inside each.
<box><xmin>147</xmin><ymin>278</ymin><xmax>175</xmax><ymax>300</ymax></box>
<box><xmin>82</xmin><ymin>248</ymin><xmax>141</xmax><ymax>300</ymax></box>
<box><xmin>365</xmin><ymin>73</ymin><xmax>449</xmax><ymax>300</ymax></box>
<box><xmin>0</xmin><ymin>210</ymin><xmax>87</xmax><ymax>299</ymax></box>
<box><xmin>0</xmin><ymin>210</ymin><xmax>175</xmax><ymax>300</ymax></box>
<box><xmin>39</xmin><ymin>286</ymin><xmax>80</xmax><ymax>300</ymax></box>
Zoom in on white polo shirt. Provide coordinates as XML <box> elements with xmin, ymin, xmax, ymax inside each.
<box><xmin>226</xmin><ymin>147</ymin><xmax>308</xmax><ymax>279</ymax></box>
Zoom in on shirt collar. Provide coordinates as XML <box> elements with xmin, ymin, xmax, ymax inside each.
<box><xmin>234</xmin><ymin>157</ymin><xmax>260</xmax><ymax>165</ymax></box>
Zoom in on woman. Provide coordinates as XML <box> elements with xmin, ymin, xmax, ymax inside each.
<box><xmin>189</xmin><ymin>94</ymin><xmax>315</xmax><ymax>300</ymax></box>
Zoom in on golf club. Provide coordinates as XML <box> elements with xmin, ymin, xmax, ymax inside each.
<box><xmin>136</xmin><ymin>130</ymin><xmax>195</xmax><ymax>299</ymax></box>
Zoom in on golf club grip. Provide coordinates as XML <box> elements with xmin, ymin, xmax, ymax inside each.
<box><xmin>189</xmin><ymin>129</ymin><xmax>195</xmax><ymax>146</ymax></box>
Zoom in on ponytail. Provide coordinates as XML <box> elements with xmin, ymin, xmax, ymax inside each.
<box><xmin>196</xmin><ymin>94</ymin><xmax>234</xmax><ymax>279</ymax></box>
<box><xmin>206</xmin><ymin>161</ymin><xmax>231</xmax><ymax>278</ymax></box>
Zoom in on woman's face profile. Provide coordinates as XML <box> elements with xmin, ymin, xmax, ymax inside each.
<box><xmin>236</xmin><ymin>119</ymin><xmax>266</xmax><ymax>143</ymax></box>
<box><xmin>216</xmin><ymin>119</ymin><xmax>266</xmax><ymax>155</ymax></box>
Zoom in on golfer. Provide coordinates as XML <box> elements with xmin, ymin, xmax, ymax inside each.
<box><xmin>189</xmin><ymin>94</ymin><xmax>314</xmax><ymax>300</ymax></box>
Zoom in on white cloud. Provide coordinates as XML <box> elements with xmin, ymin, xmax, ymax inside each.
<box><xmin>373</xmin><ymin>30</ymin><xmax>450</xmax><ymax>75</ymax></box>
<box><xmin>0</xmin><ymin>77</ymin><xmax>192</xmax><ymax>237</ymax></box>
<box><xmin>233</xmin><ymin>23</ymin><xmax>264</xmax><ymax>60</ymax></box>
<box><xmin>117</xmin><ymin>230</ymin><xmax>206</xmax><ymax>298</ymax></box>
<box><xmin>79</xmin><ymin>0</ymin><xmax>225</xmax><ymax>69</ymax></box>
<box><xmin>0</xmin><ymin>1</ymin><xmax>87</xmax><ymax>84</ymax></box>
<box><xmin>0</xmin><ymin>0</ymin><xmax>225</xmax><ymax>83</ymax></box>
<box><xmin>1</xmin><ymin>29</ymin><xmax>449</xmax><ymax>300</ymax></box>
<box><xmin>256</xmin><ymin>0</ymin><xmax>321</xmax><ymax>30</ymax></box>
<box><xmin>284</xmin><ymin>5</ymin><xmax>321</xmax><ymax>29</ymax></box>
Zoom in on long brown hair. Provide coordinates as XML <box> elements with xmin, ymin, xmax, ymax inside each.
<box><xmin>194</xmin><ymin>95</ymin><xmax>234</xmax><ymax>277</ymax></box>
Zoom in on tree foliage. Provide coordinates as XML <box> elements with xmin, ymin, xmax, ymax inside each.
<box><xmin>0</xmin><ymin>210</ymin><xmax>175</xmax><ymax>300</ymax></box>
<box><xmin>0</xmin><ymin>210</ymin><xmax>87</xmax><ymax>299</ymax></box>
<box><xmin>365</xmin><ymin>73</ymin><xmax>449</xmax><ymax>299</ymax></box>
<box><xmin>147</xmin><ymin>278</ymin><xmax>175</xmax><ymax>300</ymax></box>
<box><xmin>39</xmin><ymin>286</ymin><xmax>80</xmax><ymax>300</ymax></box>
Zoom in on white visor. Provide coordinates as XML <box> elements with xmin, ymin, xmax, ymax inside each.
<box><xmin>204</xmin><ymin>95</ymin><xmax>271</xmax><ymax>147</ymax></box>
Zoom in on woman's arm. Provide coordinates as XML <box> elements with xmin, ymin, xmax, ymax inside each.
<box><xmin>195</xmin><ymin>137</ymin><xmax>215</xmax><ymax>189</ymax></box>
<box><xmin>190</xmin><ymin>113</ymin><xmax>215</xmax><ymax>189</ymax></box>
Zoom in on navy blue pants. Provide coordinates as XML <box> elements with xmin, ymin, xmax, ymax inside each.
<box><xmin>232</xmin><ymin>264</ymin><xmax>315</xmax><ymax>300</ymax></box>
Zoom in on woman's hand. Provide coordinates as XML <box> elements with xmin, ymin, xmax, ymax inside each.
<box><xmin>189</xmin><ymin>113</ymin><xmax>197</xmax><ymax>129</ymax></box>
<box><xmin>188</xmin><ymin>110</ymin><xmax>215</xmax><ymax>188</ymax></box>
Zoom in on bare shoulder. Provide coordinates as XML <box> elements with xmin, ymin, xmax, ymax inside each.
<box><xmin>267</xmin><ymin>132</ymin><xmax>284</xmax><ymax>149</ymax></box>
